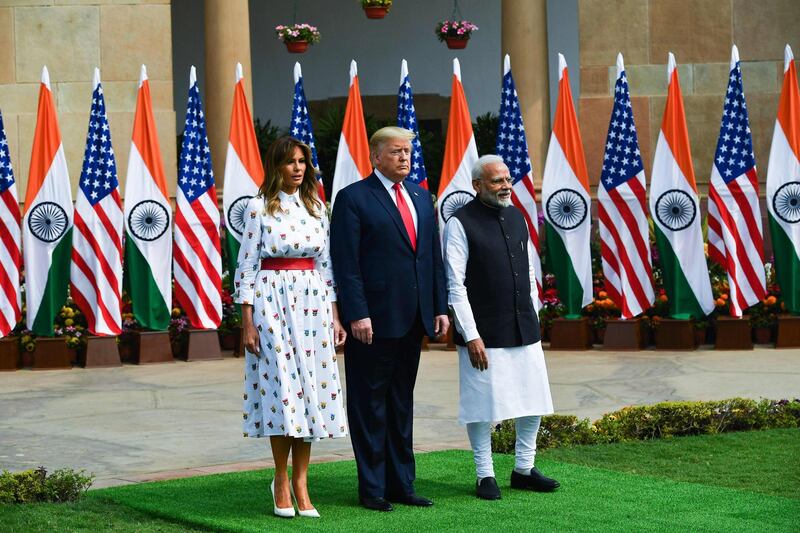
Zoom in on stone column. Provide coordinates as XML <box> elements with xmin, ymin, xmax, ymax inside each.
<box><xmin>205</xmin><ymin>0</ymin><xmax>254</xmax><ymax>186</ymax></box>
<box><xmin>501</xmin><ymin>0</ymin><xmax>549</xmax><ymax>187</ymax></box>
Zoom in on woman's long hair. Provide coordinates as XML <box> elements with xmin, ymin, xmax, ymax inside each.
<box><xmin>258</xmin><ymin>136</ymin><xmax>322</xmax><ymax>219</ymax></box>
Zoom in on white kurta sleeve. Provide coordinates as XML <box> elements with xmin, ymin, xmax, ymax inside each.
<box><xmin>527</xmin><ymin>236</ymin><xmax>540</xmax><ymax>313</ymax></box>
<box><xmin>315</xmin><ymin>212</ymin><xmax>337</xmax><ymax>302</ymax></box>
<box><xmin>443</xmin><ymin>217</ymin><xmax>480</xmax><ymax>343</ymax></box>
<box><xmin>232</xmin><ymin>197</ymin><xmax>263</xmax><ymax>305</ymax></box>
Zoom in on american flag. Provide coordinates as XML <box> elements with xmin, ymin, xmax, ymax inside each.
<box><xmin>597</xmin><ymin>54</ymin><xmax>654</xmax><ymax>319</ymax></box>
<box><xmin>496</xmin><ymin>54</ymin><xmax>541</xmax><ymax>306</ymax></box>
<box><xmin>0</xmin><ymin>110</ymin><xmax>21</xmax><ymax>337</ymax></box>
<box><xmin>69</xmin><ymin>70</ymin><xmax>123</xmax><ymax>336</ymax></box>
<box><xmin>291</xmin><ymin>62</ymin><xmax>324</xmax><ymax>200</ymax></box>
<box><xmin>707</xmin><ymin>46</ymin><xmax>766</xmax><ymax>316</ymax></box>
<box><xmin>397</xmin><ymin>59</ymin><xmax>428</xmax><ymax>188</ymax></box>
<box><xmin>173</xmin><ymin>66</ymin><xmax>222</xmax><ymax>329</ymax></box>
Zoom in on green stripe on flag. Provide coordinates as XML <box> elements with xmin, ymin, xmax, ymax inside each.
<box><xmin>224</xmin><ymin>230</ymin><xmax>241</xmax><ymax>293</ymax></box>
<box><xmin>545</xmin><ymin>222</ymin><xmax>585</xmax><ymax>318</ymax></box>
<box><xmin>653</xmin><ymin>224</ymin><xmax>707</xmax><ymax>320</ymax></box>
<box><xmin>123</xmin><ymin>232</ymin><xmax>170</xmax><ymax>330</ymax></box>
<box><xmin>768</xmin><ymin>214</ymin><xmax>800</xmax><ymax>315</ymax></box>
<box><xmin>31</xmin><ymin>228</ymin><xmax>73</xmax><ymax>336</ymax></box>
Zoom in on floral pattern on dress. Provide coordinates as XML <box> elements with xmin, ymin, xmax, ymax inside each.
<box><xmin>233</xmin><ymin>192</ymin><xmax>346</xmax><ymax>440</ymax></box>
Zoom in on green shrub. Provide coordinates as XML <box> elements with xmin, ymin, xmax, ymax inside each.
<box><xmin>0</xmin><ymin>467</ymin><xmax>94</xmax><ymax>504</ymax></box>
<box><xmin>491</xmin><ymin>398</ymin><xmax>800</xmax><ymax>453</ymax></box>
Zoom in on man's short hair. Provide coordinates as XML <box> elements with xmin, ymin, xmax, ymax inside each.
<box><xmin>369</xmin><ymin>126</ymin><xmax>416</xmax><ymax>153</ymax></box>
<box><xmin>471</xmin><ymin>154</ymin><xmax>506</xmax><ymax>181</ymax></box>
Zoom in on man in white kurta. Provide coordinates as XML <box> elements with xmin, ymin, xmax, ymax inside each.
<box><xmin>444</xmin><ymin>155</ymin><xmax>558</xmax><ymax>500</ymax></box>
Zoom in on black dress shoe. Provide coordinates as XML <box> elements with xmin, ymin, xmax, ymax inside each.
<box><xmin>476</xmin><ymin>477</ymin><xmax>501</xmax><ymax>500</ymax></box>
<box><xmin>387</xmin><ymin>493</ymin><xmax>434</xmax><ymax>507</ymax></box>
<box><xmin>510</xmin><ymin>467</ymin><xmax>560</xmax><ymax>492</ymax></box>
<box><xmin>359</xmin><ymin>496</ymin><xmax>393</xmax><ymax>512</ymax></box>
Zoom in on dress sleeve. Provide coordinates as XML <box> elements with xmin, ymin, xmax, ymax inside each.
<box><xmin>443</xmin><ymin>217</ymin><xmax>480</xmax><ymax>343</ymax></box>
<box><xmin>232</xmin><ymin>197</ymin><xmax>263</xmax><ymax>305</ymax></box>
<box><xmin>315</xmin><ymin>211</ymin><xmax>337</xmax><ymax>302</ymax></box>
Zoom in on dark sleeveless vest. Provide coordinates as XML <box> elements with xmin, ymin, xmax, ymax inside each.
<box><xmin>452</xmin><ymin>199</ymin><xmax>540</xmax><ymax>348</ymax></box>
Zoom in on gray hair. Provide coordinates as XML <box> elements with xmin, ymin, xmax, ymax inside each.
<box><xmin>471</xmin><ymin>154</ymin><xmax>506</xmax><ymax>181</ymax></box>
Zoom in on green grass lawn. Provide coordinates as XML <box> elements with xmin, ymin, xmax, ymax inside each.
<box><xmin>2</xmin><ymin>429</ymin><xmax>798</xmax><ymax>532</ymax></box>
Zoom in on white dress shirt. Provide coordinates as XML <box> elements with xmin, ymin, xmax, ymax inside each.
<box><xmin>375</xmin><ymin>169</ymin><xmax>418</xmax><ymax>233</ymax></box>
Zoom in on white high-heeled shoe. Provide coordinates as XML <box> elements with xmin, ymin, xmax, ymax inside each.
<box><xmin>290</xmin><ymin>482</ymin><xmax>320</xmax><ymax>518</ymax></box>
<box><xmin>271</xmin><ymin>478</ymin><xmax>296</xmax><ymax>518</ymax></box>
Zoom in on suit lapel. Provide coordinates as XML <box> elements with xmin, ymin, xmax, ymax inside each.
<box><xmin>367</xmin><ymin>174</ymin><xmax>414</xmax><ymax>250</ymax></box>
<box><xmin>406</xmin><ymin>183</ymin><xmax>428</xmax><ymax>256</ymax></box>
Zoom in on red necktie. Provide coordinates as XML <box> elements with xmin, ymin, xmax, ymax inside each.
<box><xmin>392</xmin><ymin>182</ymin><xmax>417</xmax><ymax>251</ymax></box>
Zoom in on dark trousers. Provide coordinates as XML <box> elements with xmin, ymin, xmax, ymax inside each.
<box><xmin>344</xmin><ymin>316</ymin><xmax>424</xmax><ymax>499</ymax></box>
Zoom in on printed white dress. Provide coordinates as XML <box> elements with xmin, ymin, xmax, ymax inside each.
<box><xmin>233</xmin><ymin>191</ymin><xmax>347</xmax><ymax>440</ymax></box>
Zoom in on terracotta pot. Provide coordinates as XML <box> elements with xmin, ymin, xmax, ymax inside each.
<box><xmin>218</xmin><ymin>328</ymin><xmax>241</xmax><ymax>351</ymax></box>
<box><xmin>0</xmin><ymin>337</ymin><xmax>18</xmax><ymax>371</ymax></box>
<box><xmin>753</xmin><ymin>326</ymin><xmax>772</xmax><ymax>344</ymax></box>
<box><xmin>363</xmin><ymin>6</ymin><xmax>389</xmax><ymax>18</ymax></box>
<box><xmin>445</xmin><ymin>36</ymin><xmax>469</xmax><ymax>49</ymax></box>
<box><xmin>284</xmin><ymin>40</ymin><xmax>309</xmax><ymax>54</ymax></box>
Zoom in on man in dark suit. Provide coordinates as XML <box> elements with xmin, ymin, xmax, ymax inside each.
<box><xmin>331</xmin><ymin>126</ymin><xmax>449</xmax><ymax>512</ymax></box>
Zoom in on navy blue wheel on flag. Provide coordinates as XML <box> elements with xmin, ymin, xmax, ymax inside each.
<box><xmin>772</xmin><ymin>181</ymin><xmax>800</xmax><ymax>224</ymax></box>
<box><xmin>655</xmin><ymin>189</ymin><xmax>696</xmax><ymax>232</ymax></box>
<box><xmin>227</xmin><ymin>195</ymin><xmax>253</xmax><ymax>236</ymax></box>
<box><xmin>440</xmin><ymin>190</ymin><xmax>474</xmax><ymax>222</ymax></box>
<box><xmin>545</xmin><ymin>188</ymin><xmax>587</xmax><ymax>230</ymax></box>
<box><xmin>128</xmin><ymin>200</ymin><xmax>170</xmax><ymax>242</ymax></box>
<box><xmin>27</xmin><ymin>201</ymin><xmax>68</xmax><ymax>243</ymax></box>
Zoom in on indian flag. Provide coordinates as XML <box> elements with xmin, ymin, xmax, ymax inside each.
<box><xmin>437</xmin><ymin>58</ymin><xmax>478</xmax><ymax>230</ymax></box>
<box><xmin>23</xmin><ymin>66</ymin><xmax>73</xmax><ymax>336</ymax></box>
<box><xmin>766</xmin><ymin>45</ymin><xmax>800</xmax><ymax>315</ymax></box>
<box><xmin>222</xmin><ymin>63</ymin><xmax>264</xmax><ymax>282</ymax></box>
<box><xmin>649</xmin><ymin>53</ymin><xmax>713</xmax><ymax>319</ymax></box>
<box><xmin>541</xmin><ymin>54</ymin><xmax>592</xmax><ymax>318</ymax></box>
<box><xmin>330</xmin><ymin>60</ymin><xmax>371</xmax><ymax>207</ymax></box>
<box><xmin>123</xmin><ymin>65</ymin><xmax>172</xmax><ymax>330</ymax></box>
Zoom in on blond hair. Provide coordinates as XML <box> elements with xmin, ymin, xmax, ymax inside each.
<box><xmin>369</xmin><ymin>126</ymin><xmax>416</xmax><ymax>155</ymax></box>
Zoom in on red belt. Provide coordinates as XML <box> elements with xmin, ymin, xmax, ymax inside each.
<box><xmin>260</xmin><ymin>257</ymin><xmax>315</xmax><ymax>270</ymax></box>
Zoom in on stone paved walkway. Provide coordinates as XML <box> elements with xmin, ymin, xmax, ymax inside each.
<box><xmin>0</xmin><ymin>345</ymin><xmax>797</xmax><ymax>488</ymax></box>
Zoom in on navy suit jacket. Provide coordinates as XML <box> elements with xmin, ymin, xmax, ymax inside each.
<box><xmin>330</xmin><ymin>173</ymin><xmax>448</xmax><ymax>338</ymax></box>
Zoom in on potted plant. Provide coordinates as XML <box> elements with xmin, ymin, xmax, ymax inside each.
<box><xmin>275</xmin><ymin>23</ymin><xmax>321</xmax><ymax>54</ymax></box>
<box><xmin>748</xmin><ymin>294</ymin><xmax>778</xmax><ymax>344</ymax></box>
<box><xmin>361</xmin><ymin>0</ymin><xmax>392</xmax><ymax>19</ymax></box>
<box><xmin>435</xmin><ymin>19</ymin><xmax>479</xmax><ymax>49</ymax></box>
<box><xmin>169</xmin><ymin>307</ymin><xmax>190</xmax><ymax>359</ymax></box>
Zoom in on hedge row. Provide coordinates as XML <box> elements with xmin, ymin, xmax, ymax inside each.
<box><xmin>0</xmin><ymin>467</ymin><xmax>94</xmax><ymax>505</ymax></box>
<box><xmin>491</xmin><ymin>398</ymin><xmax>800</xmax><ymax>453</ymax></box>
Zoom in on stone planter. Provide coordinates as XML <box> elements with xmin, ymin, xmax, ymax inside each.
<box><xmin>655</xmin><ymin>319</ymin><xmax>696</xmax><ymax>351</ymax></box>
<box><xmin>284</xmin><ymin>40</ymin><xmax>309</xmax><ymax>54</ymax></box>
<box><xmin>549</xmin><ymin>318</ymin><xmax>591</xmax><ymax>350</ymax></box>
<box><xmin>752</xmin><ymin>326</ymin><xmax>773</xmax><ymax>344</ymax></box>
<box><xmin>714</xmin><ymin>316</ymin><xmax>753</xmax><ymax>350</ymax></box>
<box><xmin>218</xmin><ymin>327</ymin><xmax>241</xmax><ymax>351</ymax></box>
<box><xmin>603</xmin><ymin>318</ymin><xmax>646</xmax><ymax>351</ymax></box>
<box><xmin>775</xmin><ymin>315</ymin><xmax>800</xmax><ymax>348</ymax></box>
<box><xmin>32</xmin><ymin>337</ymin><xmax>72</xmax><ymax>370</ymax></box>
<box><xmin>129</xmin><ymin>331</ymin><xmax>174</xmax><ymax>364</ymax></box>
<box><xmin>0</xmin><ymin>337</ymin><xmax>18</xmax><ymax>371</ymax></box>
<box><xmin>181</xmin><ymin>329</ymin><xmax>223</xmax><ymax>362</ymax></box>
<box><xmin>81</xmin><ymin>336</ymin><xmax>121</xmax><ymax>368</ymax></box>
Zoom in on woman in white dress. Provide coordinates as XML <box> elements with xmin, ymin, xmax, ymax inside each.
<box><xmin>233</xmin><ymin>136</ymin><xmax>347</xmax><ymax>518</ymax></box>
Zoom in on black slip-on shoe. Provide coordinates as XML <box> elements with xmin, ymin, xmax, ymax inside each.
<box><xmin>476</xmin><ymin>477</ymin><xmax>501</xmax><ymax>500</ymax></box>
<box><xmin>510</xmin><ymin>467</ymin><xmax>560</xmax><ymax>492</ymax></box>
